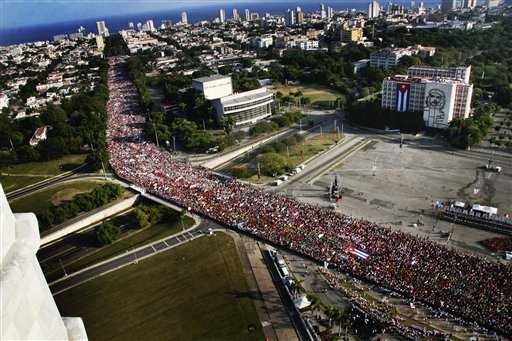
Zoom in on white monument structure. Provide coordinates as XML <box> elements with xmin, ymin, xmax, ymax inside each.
<box><xmin>0</xmin><ymin>184</ymin><xmax>88</xmax><ymax>340</ymax></box>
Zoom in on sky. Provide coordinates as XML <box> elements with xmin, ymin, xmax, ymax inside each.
<box><xmin>1</xmin><ymin>0</ymin><xmax>345</xmax><ymax>29</ymax></box>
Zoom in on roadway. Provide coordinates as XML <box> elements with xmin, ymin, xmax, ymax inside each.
<box><xmin>49</xmin><ymin>218</ymin><xmax>219</xmax><ymax>295</ymax></box>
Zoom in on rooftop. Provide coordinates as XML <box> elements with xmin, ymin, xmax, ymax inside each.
<box><xmin>220</xmin><ymin>87</ymin><xmax>273</xmax><ymax>106</ymax></box>
<box><xmin>193</xmin><ymin>74</ymin><xmax>231</xmax><ymax>83</ymax></box>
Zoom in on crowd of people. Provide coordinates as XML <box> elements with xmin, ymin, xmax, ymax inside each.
<box><xmin>105</xmin><ymin>58</ymin><xmax>512</xmax><ymax>336</ymax></box>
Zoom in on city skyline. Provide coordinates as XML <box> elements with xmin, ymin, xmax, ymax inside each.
<box><xmin>3</xmin><ymin>0</ymin><xmax>441</xmax><ymax>30</ymax></box>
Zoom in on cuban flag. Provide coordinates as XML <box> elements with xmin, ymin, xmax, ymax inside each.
<box><xmin>345</xmin><ymin>245</ymin><xmax>370</xmax><ymax>260</ymax></box>
<box><xmin>396</xmin><ymin>82</ymin><xmax>410</xmax><ymax>112</ymax></box>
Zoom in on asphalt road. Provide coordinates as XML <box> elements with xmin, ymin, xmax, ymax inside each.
<box><xmin>49</xmin><ymin>220</ymin><xmax>219</xmax><ymax>295</ymax></box>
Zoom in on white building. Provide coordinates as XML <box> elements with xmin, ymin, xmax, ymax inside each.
<box><xmin>192</xmin><ymin>75</ymin><xmax>233</xmax><ymax>100</ymax></box>
<box><xmin>0</xmin><ymin>184</ymin><xmax>88</xmax><ymax>341</ymax></box>
<box><xmin>219</xmin><ymin>9</ymin><xmax>226</xmax><ymax>23</ymax></box>
<box><xmin>407</xmin><ymin>65</ymin><xmax>471</xmax><ymax>84</ymax></box>
<box><xmin>233</xmin><ymin>8</ymin><xmax>240</xmax><ymax>21</ymax></box>
<box><xmin>381</xmin><ymin>68</ymin><xmax>473</xmax><ymax>129</ymax></box>
<box><xmin>96</xmin><ymin>20</ymin><xmax>109</xmax><ymax>36</ymax></box>
<box><xmin>370</xmin><ymin>48</ymin><xmax>415</xmax><ymax>69</ymax></box>
<box><xmin>320</xmin><ymin>3</ymin><xmax>327</xmax><ymax>19</ymax></box>
<box><xmin>368</xmin><ymin>0</ymin><xmax>381</xmax><ymax>18</ymax></box>
<box><xmin>370</xmin><ymin>46</ymin><xmax>436</xmax><ymax>69</ymax></box>
<box><xmin>181</xmin><ymin>11</ymin><xmax>188</xmax><ymax>25</ymax></box>
<box><xmin>245</xmin><ymin>9</ymin><xmax>251</xmax><ymax>21</ymax></box>
<box><xmin>0</xmin><ymin>93</ymin><xmax>9</xmax><ymax>110</ymax></box>
<box><xmin>213</xmin><ymin>87</ymin><xmax>274</xmax><ymax>126</ymax></box>
<box><xmin>352</xmin><ymin>59</ymin><xmax>370</xmax><ymax>74</ymax></box>
<box><xmin>143</xmin><ymin>20</ymin><xmax>155</xmax><ymax>32</ymax></box>
<box><xmin>252</xmin><ymin>35</ymin><xmax>274</xmax><ymax>49</ymax></box>
<box><xmin>327</xmin><ymin>6</ymin><xmax>334</xmax><ymax>20</ymax></box>
<box><xmin>193</xmin><ymin>75</ymin><xmax>274</xmax><ymax>126</ymax></box>
<box><xmin>288</xmin><ymin>9</ymin><xmax>296</xmax><ymax>25</ymax></box>
<box><xmin>487</xmin><ymin>0</ymin><xmax>501</xmax><ymax>7</ymax></box>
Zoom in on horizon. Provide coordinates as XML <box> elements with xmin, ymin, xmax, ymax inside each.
<box><xmin>2</xmin><ymin>0</ymin><xmax>439</xmax><ymax>30</ymax></box>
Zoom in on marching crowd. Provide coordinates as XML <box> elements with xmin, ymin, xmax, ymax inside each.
<box><xmin>106</xmin><ymin>58</ymin><xmax>512</xmax><ymax>336</ymax></box>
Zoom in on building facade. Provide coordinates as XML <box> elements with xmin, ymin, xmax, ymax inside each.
<box><xmin>407</xmin><ymin>65</ymin><xmax>471</xmax><ymax>84</ymax></box>
<box><xmin>193</xmin><ymin>75</ymin><xmax>274</xmax><ymax>126</ymax></box>
<box><xmin>181</xmin><ymin>11</ymin><xmax>188</xmax><ymax>25</ymax></box>
<box><xmin>441</xmin><ymin>0</ymin><xmax>457</xmax><ymax>12</ymax></box>
<box><xmin>368</xmin><ymin>0</ymin><xmax>381</xmax><ymax>18</ymax></box>
<box><xmin>96</xmin><ymin>21</ymin><xmax>109</xmax><ymax>36</ymax></box>
<box><xmin>192</xmin><ymin>75</ymin><xmax>233</xmax><ymax>100</ymax></box>
<box><xmin>381</xmin><ymin>68</ymin><xmax>473</xmax><ymax>128</ymax></box>
<box><xmin>213</xmin><ymin>88</ymin><xmax>274</xmax><ymax>126</ymax></box>
<box><xmin>340</xmin><ymin>27</ymin><xmax>363</xmax><ymax>43</ymax></box>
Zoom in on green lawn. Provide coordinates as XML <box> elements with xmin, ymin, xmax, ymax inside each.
<box><xmin>55</xmin><ymin>233</ymin><xmax>264</xmax><ymax>341</ymax></box>
<box><xmin>9</xmin><ymin>181</ymin><xmax>106</xmax><ymax>216</ymax></box>
<box><xmin>272</xmin><ymin>83</ymin><xmax>343</xmax><ymax>104</ymax></box>
<box><xmin>0</xmin><ymin>154</ymin><xmax>88</xmax><ymax>192</ymax></box>
<box><xmin>234</xmin><ymin>133</ymin><xmax>341</xmax><ymax>184</ymax></box>
<box><xmin>54</xmin><ymin>215</ymin><xmax>195</xmax><ymax>278</ymax></box>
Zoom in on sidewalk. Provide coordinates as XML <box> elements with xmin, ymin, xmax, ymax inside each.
<box><xmin>242</xmin><ymin>237</ymin><xmax>299</xmax><ymax>341</ymax></box>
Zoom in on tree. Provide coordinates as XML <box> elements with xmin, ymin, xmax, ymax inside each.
<box><xmin>95</xmin><ymin>222</ymin><xmax>120</xmax><ymax>245</ymax></box>
<box><xmin>16</xmin><ymin>145</ymin><xmax>40</xmax><ymax>162</ymax></box>
<box><xmin>134</xmin><ymin>208</ymin><xmax>150</xmax><ymax>228</ymax></box>
<box><xmin>258</xmin><ymin>152</ymin><xmax>288</xmax><ymax>176</ymax></box>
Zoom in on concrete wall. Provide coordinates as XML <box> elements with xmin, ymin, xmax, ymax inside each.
<box><xmin>0</xmin><ymin>185</ymin><xmax>88</xmax><ymax>341</ymax></box>
<box><xmin>41</xmin><ymin>195</ymin><xmax>139</xmax><ymax>246</ymax></box>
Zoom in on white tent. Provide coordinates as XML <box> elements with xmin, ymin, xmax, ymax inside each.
<box><xmin>293</xmin><ymin>295</ymin><xmax>311</xmax><ymax>310</ymax></box>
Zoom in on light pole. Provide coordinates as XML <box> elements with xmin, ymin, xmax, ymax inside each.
<box><xmin>172</xmin><ymin>136</ymin><xmax>176</xmax><ymax>152</ymax></box>
<box><xmin>59</xmin><ymin>258</ymin><xmax>68</xmax><ymax>277</ymax></box>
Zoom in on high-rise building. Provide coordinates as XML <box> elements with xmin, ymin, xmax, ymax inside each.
<box><xmin>181</xmin><ymin>11</ymin><xmax>188</xmax><ymax>25</ymax></box>
<box><xmin>368</xmin><ymin>0</ymin><xmax>381</xmax><ymax>18</ymax></box>
<box><xmin>128</xmin><ymin>22</ymin><xmax>135</xmax><ymax>29</ymax></box>
<box><xmin>232</xmin><ymin>8</ymin><xmax>239</xmax><ymax>21</ymax></box>
<box><xmin>96</xmin><ymin>35</ymin><xmax>105</xmax><ymax>52</ymax></box>
<box><xmin>441</xmin><ymin>0</ymin><xmax>457</xmax><ymax>12</ymax></box>
<box><xmin>327</xmin><ymin>6</ymin><xmax>334</xmax><ymax>19</ymax></box>
<box><xmin>219</xmin><ymin>9</ymin><xmax>226</xmax><ymax>23</ymax></box>
<box><xmin>143</xmin><ymin>19</ymin><xmax>155</xmax><ymax>32</ymax></box>
<box><xmin>320</xmin><ymin>3</ymin><xmax>327</xmax><ymax>19</ymax></box>
<box><xmin>161</xmin><ymin>20</ymin><xmax>173</xmax><ymax>29</ymax></box>
<box><xmin>297</xmin><ymin>10</ymin><xmax>305</xmax><ymax>24</ymax></box>
<box><xmin>288</xmin><ymin>9</ymin><xmax>296</xmax><ymax>25</ymax></box>
<box><xmin>465</xmin><ymin>0</ymin><xmax>477</xmax><ymax>8</ymax></box>
<box><xmin>340</xmin><ymin>26</ymin><xmax>364</xmax><ymax>43</ymax></box>
<box><xmin>381</xmin><ymin>66</ymin><xmax>473</xmax><ymax>129</ymax></box>
<box><xmin>245</xmin><ymin>9</ymin><xmax>251</xmax><ymax>21</ymax></box>
<box><xmin>96</xmin><ymin>20</ymin><xmax>109</xmax><ymax>36</ymax></box>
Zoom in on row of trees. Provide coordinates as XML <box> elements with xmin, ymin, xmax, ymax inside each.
<box><xmin>95</xmin><ymin>202</ymin><xmax>187</xmax><ymax>246</ymax></box>
<box><xmin>447</xmin><ymin>113</ymin><xmax>494</xmax><ymax>149</ymax></box>
<box><xmin>232</xmin><ymin>133</ymin><xmax>306</xmax><ymax>178</ymax></box>
<box><xmin>126</xmin><ymin>54</ymin><xmax>153</xmax><ymax>112</ymax></box>
<box><xmin>347</xmin><ymin>99</ymin><xmax>424</xmax><ymax>133</ymax></box>
<box><xmin>39</xmin><ymin>184</ymin><xmax>124</xmax><ymax>231</ymax></box>
<box><xmin>145</xmin><ymin>114</ymin><xmax>217</xmax><ymax>152</ymax></box>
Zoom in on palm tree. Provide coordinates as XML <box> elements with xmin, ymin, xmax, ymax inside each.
<box><xmin>307</xmin><ymin>294</ymin><xmax>321</xmax><ymax>318</ymax></box>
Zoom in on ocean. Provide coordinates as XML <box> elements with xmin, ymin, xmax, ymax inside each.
<box><xmin>0</xmin><ymin>0</ymin><xmax>440</xmax><ymax>46</ymax></box>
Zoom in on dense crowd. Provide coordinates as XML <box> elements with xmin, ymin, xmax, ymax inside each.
<box><xmin>105</xmin><ymin>58</ymin><xmax>512</xmax><ymax>336</ymax></box>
